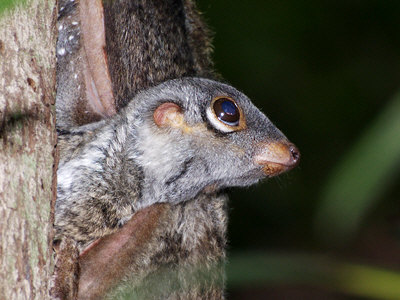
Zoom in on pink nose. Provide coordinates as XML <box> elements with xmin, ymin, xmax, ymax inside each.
<box><xmin>253</xmin><ymin>142</ymin><xmax>300</xmax><ymax>176</ymax></box>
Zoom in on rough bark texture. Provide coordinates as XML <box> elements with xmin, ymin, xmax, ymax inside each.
<box><xmin>0</xmin><ymin>1</ymin><xmax>57</xmax><ymax>299</ymax></box>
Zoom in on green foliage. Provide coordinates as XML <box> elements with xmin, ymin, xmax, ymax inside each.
<box><xmin>316</xmin><ymin>93</ymin><xmax>400</xmax><ymax>244</ymax></box>
<box><xmin>228</xmin><ymin>252</ymin><xmax>400</xmax><ymax>299</ymax></box>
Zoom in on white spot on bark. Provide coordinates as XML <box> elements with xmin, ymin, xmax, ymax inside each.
<box><xmin>57</xmin><ymin>48</ymin><xmax>66</xmax><ymax>56</ymax></box>
<box><xmin>74</xmin><ymin>74</ymin><xmax>78</xmax><ymax>79</ymax></box>
<box><xmin>58</xmin><ymin>24</ymin><xmax>63</xmax><ymax>31</ymax></box>
<box><xmin>72</xmin><ymin>21</ymin><xmax>78</xmax><ymax>25</ymax></box>
<box><xmin>68</xmin><ymin>35</ymin><xmax>74</xmax><ymax>41</ymax></box>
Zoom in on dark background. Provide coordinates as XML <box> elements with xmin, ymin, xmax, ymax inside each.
<box><xmin>198</xmin><ymin>1</ymin><xmax>400</xmax><ymax>298</ymax></box>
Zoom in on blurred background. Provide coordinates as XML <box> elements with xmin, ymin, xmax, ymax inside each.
<box><xmin>198</xmin><ymin>1</ymin><xmax>400</xmax><ymax>299</ymax></box>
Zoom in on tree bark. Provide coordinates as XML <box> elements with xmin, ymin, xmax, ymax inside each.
<box><xmin>0</xmin><ymin>1</ymin><xmax>57</xmax><ymax>299</ymax></box>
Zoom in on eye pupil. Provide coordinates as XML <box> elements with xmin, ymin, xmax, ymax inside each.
<box><xmin>213</xmin><ymin>98</ymin><xmax>240</xmax><ymax>126</ymax></box>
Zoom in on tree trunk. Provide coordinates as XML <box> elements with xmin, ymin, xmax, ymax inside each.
<box><xmin>0</xmin><ymin>1</ymin><xmax>57</xmax><ymax>299</ymax></box>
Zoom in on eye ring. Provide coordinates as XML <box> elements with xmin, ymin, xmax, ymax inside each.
<box><xmin>206</xmin><ymin>96</ymin><xmax>246</xmax><ymax>132</ymax></box>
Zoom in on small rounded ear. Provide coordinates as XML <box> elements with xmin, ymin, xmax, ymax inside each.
<box><xmin>153</xmin><ymin>102</ymin><xmax>183</xmax><ymax>127</ymax></box>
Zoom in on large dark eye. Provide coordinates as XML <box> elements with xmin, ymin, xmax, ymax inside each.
<box><xmin>213</xmin><ymin>98</ymin><xmax>240</xmax><ymax>126</ymax></box>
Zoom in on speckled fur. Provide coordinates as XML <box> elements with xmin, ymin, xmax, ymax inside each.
<box><xmin>103</xmin><ymin>0</ymin><xmax>216</xmax><ymax>110</ymax></box>
<box><xmin>55</xmin><ymin>78</ymin><xmax>287</xmax><ymax>247</ymax></box>
<box><xmin>104</xmin><ymin>194</ymin><xmax>228</xmax><ymax>299</ymax></box>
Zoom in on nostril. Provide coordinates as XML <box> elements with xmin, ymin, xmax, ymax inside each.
<box><xmin>289</xmin><ymin>144</ymin><xmax>300</xmax><ymax>164</ymax></box>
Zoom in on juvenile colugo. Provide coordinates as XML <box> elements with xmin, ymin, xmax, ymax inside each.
<box><xmin>55</xmin><ymin>77</ymin><xmax>299</xmax><ymax>247</ymax></box>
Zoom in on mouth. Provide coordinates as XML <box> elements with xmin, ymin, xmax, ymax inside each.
<box><xmin>261</xmin><ymin>162</ymin><xmax>294</xmax><ymax>177</ymax></box>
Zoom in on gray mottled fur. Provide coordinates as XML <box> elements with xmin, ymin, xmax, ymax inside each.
<box><xmin>55</xmin><ymin>77</ymin><xmax>286</xmax><ymax>246</ymax></box>
<box><xmin>106</xmin><ymin>194</ymin><xmax>228</xmax><ymax>300</ymax></box>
